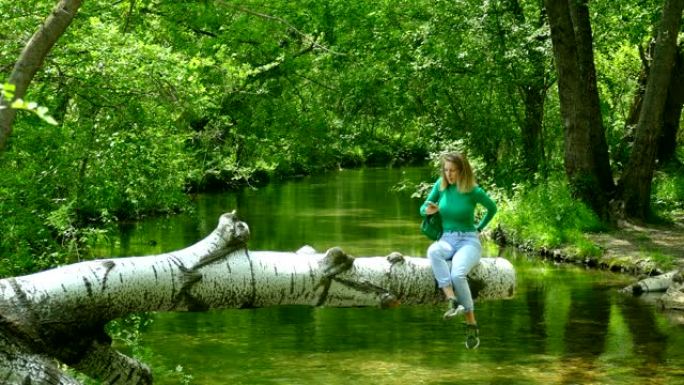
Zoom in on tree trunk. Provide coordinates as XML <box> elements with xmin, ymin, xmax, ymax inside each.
<box><xmin>617</xmin><ymin>41</ymin><xmax>653</xmax><ymax>170</ymax></box>
<box><xmin>658</xmin><ymin>43</ymin><xmax>684</xmax><ymax>164</ymax></box>
<box><xmin>0</xmin><ymin>0</ymin><xmax>83</xmax><ymax>151</ymax></box>
<box><xmin>568</xmin><ymin>0</ymin><xmax>615</xmax><ymax>194</ymax></box>
<box><xmin>544</xmin><ymin>0</ymin><xmax>613</xmax><ymax>219</ymax></box>
<box><xmin>0</xmin><ymin>213</ymin><xmax>516</xmax><ymax>385</ymax></box>
<box><xmin>619</xmin><ymin>0</ymin><xmax>684</xmax><ymax>219</ymax></box>
<box><xmin>620</xmin><ymin>42</ymin><xmax>682</xmax><ymax>169</ymax></box>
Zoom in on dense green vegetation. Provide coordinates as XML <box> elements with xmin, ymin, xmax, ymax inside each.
<box><xmin>495</xmin><ymin>178</ymin><xmax>605</xmax><ymax>255</ymax></box>
<box><xmin>0</xmin><ymin>0</ymin><xmax>682</xmax><ymax>278</ymax></box>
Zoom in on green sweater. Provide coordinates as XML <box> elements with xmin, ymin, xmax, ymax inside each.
<box><xmin>420</xmin><ymin>178</ymin><xmax>497</xmax><ymax>232</ymax></box>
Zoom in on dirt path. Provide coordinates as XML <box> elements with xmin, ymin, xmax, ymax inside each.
<box><xmin>584</xmin><ymin>211</ymin><xmax>684</xmax><ymax>274</ymax></box>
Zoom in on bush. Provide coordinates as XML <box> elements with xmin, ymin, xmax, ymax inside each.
<box><xmin>496</xmin><ymin>177</ymin><xmax>606</xmax><ymax>250</ymax></box>
<box><xmin>653</xmin><ymin>170</ymin><xmax>684</xmax><ymax>213</ymax></box>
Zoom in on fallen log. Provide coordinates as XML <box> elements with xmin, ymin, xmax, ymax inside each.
<box><xmin>621</xmin><ymin>269</ymin><xmax>684</xmax><ymax>316</ymax></box>
<box><xmin>0</xmin><ymin>212</ymin><xmax>515</xmax><ymax>385</ymax></box>
<box><xmin>621</xmin><ymin>270</ymin><xmax>680</xmax><ymax>295</ymax></box>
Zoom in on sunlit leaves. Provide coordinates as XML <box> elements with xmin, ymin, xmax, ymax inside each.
<box><xmin>0</xmin><ymin>82</ymin><xmax>15</xmax><ymax>99</ymax></box>
<box><xmin>9</xmin><ymin>99</ymin><xmax>58</xmax><ymax>125</ymax></box>
<box><xmin>1</xmin><ymin>82</ymin><xmax>58</xmax><ymax>125</ymax></box>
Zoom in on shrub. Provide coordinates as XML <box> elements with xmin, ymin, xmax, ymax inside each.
<box><xmin>496</xmin><ymin>177</ymin><xmax>606</xmax><ymax>250</ymax></box>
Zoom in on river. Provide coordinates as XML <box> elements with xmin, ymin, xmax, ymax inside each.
<box><xmin>95</xmin><ymin>167</ymin><xmax>684</xmax><ymax>385</ymax></box>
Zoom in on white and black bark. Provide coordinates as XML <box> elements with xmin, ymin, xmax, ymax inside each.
<box><xmin>622</xmin><ymin>270</ymin><xmax>679</xmax><ymax>295</ymax></box>
<box><xmin>623</xmin><ymin>270</ymin><xmax>684</xmax><ymax>316</ymax></box>
<box><xmin>0</xmin><ymin>0</ymin><xmax>83</xmax><ymax>151</ymax></box>
<box><xmin>0</xmin><ymin>212</ymin><xmax>516</xmax><ymax>385</ymax></box>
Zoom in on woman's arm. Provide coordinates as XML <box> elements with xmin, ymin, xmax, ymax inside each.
<box><xmin>419</xmin><ymin>179</ymin><xmax>441</xmax><ymax>216</ymax></box>
<box><xmin>475</xmin><ymin>187</ymin><xmax>497</xmax><ymax>231</ymax></box>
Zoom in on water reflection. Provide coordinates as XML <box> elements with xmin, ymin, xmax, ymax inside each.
<box><xmin>119</xmin><ymin>255</ymin><xmax>681</xmax><ymax>385</ymax></box>
<box><xmin>98</xmin><ymin>167</ymin><xmax>684</xmax><ymax>385</ymax></box>
<box><xmin>618</xmin><ymin>296</ymin><xmax>669</xmax><ymax>373</ymax></box>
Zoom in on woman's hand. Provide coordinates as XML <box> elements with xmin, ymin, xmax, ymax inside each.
<box><xmin>426</xmin><ymin>201</ymin><xmax>439</xmax><ymax>215</ymax></box>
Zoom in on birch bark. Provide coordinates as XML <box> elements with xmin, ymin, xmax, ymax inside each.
<box><xmin>0</xmin><ymin>212</ymin><xmax>515</xmax><ymax>385</ymax></box>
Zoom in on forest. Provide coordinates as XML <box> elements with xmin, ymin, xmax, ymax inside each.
<box><xmin>1</xmin><ymin>1</ymin><xmax>683</xmax><ymax>384</ymax></box>
<box><xmin>1</xmin><ymin>0</ymin><xmax>683</xmax><ymax>277</ymax></box>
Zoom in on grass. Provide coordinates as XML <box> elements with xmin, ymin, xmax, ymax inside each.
<box><xmin>496</xmin><ymin>164</ymin><xmax>684</xmax><ymax>273</ymax></box>
<box><xmin>495</xmin><ymin>177</ymin><xmax>606</xmax><ymax>252</ymax></box>
<box><xmin>640</xmin><ymin>250</ymin><xmax>678</xmax><ymax>271</ymax></box>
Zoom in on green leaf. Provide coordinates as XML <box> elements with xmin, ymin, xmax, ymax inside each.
<box><xmin>2</xmin><ymin>83</ymin><xmax>16</xmax><ymax>93</ymax></box>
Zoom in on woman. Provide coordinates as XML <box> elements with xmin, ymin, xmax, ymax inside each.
<box><xmin>420</xmin><ymin>152</ymin><xmax>497</xmax><ymax>349</ymax></box>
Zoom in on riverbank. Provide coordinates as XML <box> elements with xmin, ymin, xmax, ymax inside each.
<box><xmin>497</xmin><ymin>210</ymin><xmax>684</xmax><ymax>277</ymax></box>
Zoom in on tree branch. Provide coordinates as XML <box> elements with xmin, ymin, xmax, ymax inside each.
<box><xmin>0</xmin><ymin>0</ymin><xmax>84</xmax><ymax>151</ymax></box>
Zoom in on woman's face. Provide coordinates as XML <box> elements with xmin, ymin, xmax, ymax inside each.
<box><xmin>443</xmin><ymin>161</ymin><xmax>459</xmax><ymax>185</ymax></box>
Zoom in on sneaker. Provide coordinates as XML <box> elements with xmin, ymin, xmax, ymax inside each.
<box><xmin>464</xmin><ymin>323</ymin><xmax>480</xmax><ymax>349</ymax></box>
<box><xmin>442</xmin><ymin>299</ymin><xmax>465</xmax><ymax>320</ymax></box>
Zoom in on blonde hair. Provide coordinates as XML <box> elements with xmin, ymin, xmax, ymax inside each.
<box><xmin>440</xmin><ymin>152</ymin><xmax>476</xmax><ymax>193</ymax></box>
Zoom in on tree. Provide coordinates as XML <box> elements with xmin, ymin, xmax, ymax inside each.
<box><xmin>544</xmin><ymin>0</ymin><xmax>615</xmax><ymax>219</ymax></box>
<box><xmin>658</xmin><ymin>43</ymin><xmax>683</xmax><ymax>164</ymax></box>
<box><xmin>0</xmin><ymin>0</ymin><xmax>83</xmax><ymax>151</ymax></box>
<box><xmin>618</xmin><ymin>0</ymin><xmax>684</xmax><ymax>218</ymax></box>
<box><xmin>471</xmin><ymin>0</ymin><xmax>552</xmax><ymax>179</ymax></box>
<box><xmin>620</xmin><ymin>41</ymin><xmax>683</xmax><ymax>168</ymax></box>
<box><xmin>545</xmin><ymin>0</ymin><xmax>683</xmax><ymax>221</ymax></box>
<box><xmin>0</xmin><ymin>213</ymin><xmax>516</xmax><ymax>385</ymax></box>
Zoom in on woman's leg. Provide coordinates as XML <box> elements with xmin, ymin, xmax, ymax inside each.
<box><xmin>427</xmin><ymin>240</ymin><xmax>456</xmax><ymax>297</ymax></box>
<box><xmin>450</xmin><ymin>242</ymin><xmax>481</xmax><ymax>324</ymax></box>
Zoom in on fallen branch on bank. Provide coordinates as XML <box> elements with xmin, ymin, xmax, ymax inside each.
<box><xmin>622</xmin><ymin>270</ymin><xmax>684</xmax><ymax>312</ymax></box>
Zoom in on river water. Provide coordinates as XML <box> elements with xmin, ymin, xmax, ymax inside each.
<box><xmin>96</xmin><ymin>167</ymin><xmax>684</xmax><ymax>385</ymax></box>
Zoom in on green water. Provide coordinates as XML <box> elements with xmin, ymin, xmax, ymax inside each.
<box><xmin>98</xmin><ymin>168</ymin><xmax>684</xmax><ymax>385</ymax></box>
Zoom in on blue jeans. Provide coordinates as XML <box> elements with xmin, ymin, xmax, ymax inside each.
<box><xmin>427</xmin><ymin>231</ymin><xmax>481</xmax><ymax>312</ymax></box>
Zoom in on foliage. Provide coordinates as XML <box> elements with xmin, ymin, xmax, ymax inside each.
<box><xmin>69</xmin><ymin>314</ymin><xmax>194</xmax><ymax>385</ymax></box>
<box><xmin>652</xmin><ymin>168</ymin><xmax>684</xmax><ymax>217</ymax></box>
<box><xmin>590</xmin><ymin>0</ymin><xmax>664</xmax><ymax>174</ymax></box>
<box><xmin>0</xmin><ymin>129</ymin><xmax>107</xmax><ymax>277</ymax></box>
<box><xmin>496</xmin><ymin>177</ymin><xmax>606</xmax><ymax>250</ymax></box>
<box><xmin>565</xmin><ymin>231</ymin><xmax>604</xmax><ymax>258</ymax></box>
<box><xmin>0</xmin><ymin>0</ymin><xmax>681</xmax><ymax>277</ymax></box>
<box><xmin>0</xmin><ymin>2</ymin><xmax>681</xmax><ymax>384</ymax></box>
<box><xmin>1</xmin><ymin>82</ymin><xmax>58</xmax><ymax>124</ymax></box>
